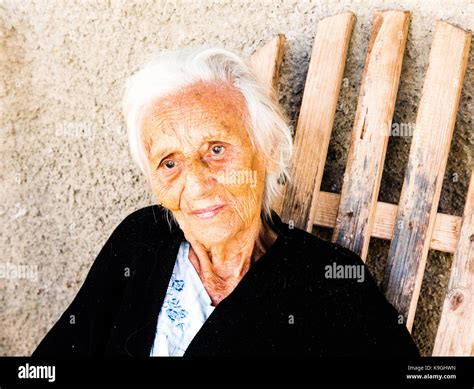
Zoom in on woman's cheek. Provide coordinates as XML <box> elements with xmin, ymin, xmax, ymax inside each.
<box><xmin>151</xmin><ymin>173</ymin><xmax>182</xmax><ymax>211</ymax></box>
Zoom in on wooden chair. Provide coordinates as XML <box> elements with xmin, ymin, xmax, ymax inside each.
<box><xmin>250</xmin><ymin>10</ymin><xmax>472</xmax><ymax>356</ymax></box>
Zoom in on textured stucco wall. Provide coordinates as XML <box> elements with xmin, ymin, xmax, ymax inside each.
<box><xmin>0</xmin><ymin>0</ymin><xmax>472</xmax><ymax>356</ymax></box>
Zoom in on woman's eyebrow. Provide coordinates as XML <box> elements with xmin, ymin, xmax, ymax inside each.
<box><xmin>149</xmin><ymin>144</ymin><xmax>176</xmax><ymax>163</ymax></box>
<box><xmin>202</xmin><ymin>132</ymin><xmax>243</xmax><ymax>145</ymax></box>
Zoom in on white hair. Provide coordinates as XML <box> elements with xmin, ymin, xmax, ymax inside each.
<box><xmin>122</xmin><ymin>46</ymin><xmax>293</xmax><ymax>219</ymax></box>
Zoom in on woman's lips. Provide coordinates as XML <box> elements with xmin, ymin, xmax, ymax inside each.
<box><xmin>189</xmin><ymin>204</ymin><xmax>226</xmax><ymax>220</ymax></box>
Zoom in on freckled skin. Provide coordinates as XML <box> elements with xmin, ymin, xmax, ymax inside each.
<box><xmin>141</xmin><ymin>80</ymin><xmax>277</xmax><ymax>306</ymax></box>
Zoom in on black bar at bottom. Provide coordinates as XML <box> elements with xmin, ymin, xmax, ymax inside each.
<box><xmin>0</xmin><ymin>357</ymin><xmax>472</xmax><ymax>388</ymax></box>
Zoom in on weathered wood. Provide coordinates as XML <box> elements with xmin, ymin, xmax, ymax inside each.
<box><xmin>279</xmin><ymin>12</ymin><xmax>355</xmax><ymax>229</ymax></box>
<box><xmin>251</xmin><ymin>15</ymin><xmax>471</xmax><ymax>357</ymax></box>
<box><xmin>331</xmin><ymin>10</ymin><xmax>410</xmax><ymax>260</ymax></box>
<box><xmin>314</xmin><ymin>190</ymin><xmax>462</xmax><ymax>253</ymax></box>
<box><xmin>433</xmin><ymin>170</ymin><xmax>474</xmax><ymax>356</ymax></box>
<box><xmin>250</xmin><ymin>34</ymin><xmax>287</xmax><ymax>214</ymax></box>
<box><xmin>382</xmin><ymin>21</ymin><xmax>471</xmax><ymax>331</ymax></box>
<box><xmin>250</xmin><ymin>34</ymin><xmax>286</xmax><ymax>93</ymax></box>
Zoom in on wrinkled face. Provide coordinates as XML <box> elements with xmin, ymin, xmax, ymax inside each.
<box><xmin>140</xmin><ymin>80</ymin><xmax>266</xmax><ymax>246</ymax></box>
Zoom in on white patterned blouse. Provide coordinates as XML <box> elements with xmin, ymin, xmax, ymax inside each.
<box><xmin>150</xmin><ymin>240</ymin><xmax>215</xmax><ymax>356</ymax></box>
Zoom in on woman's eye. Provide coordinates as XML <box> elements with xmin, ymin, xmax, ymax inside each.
<box><xmin>162</xmin><ymin>160</ymin><xmax>176</xmax><ymax>169</ymax></box>
<box><xmin>211</xmin><ymin>145</ymin><xmax>225</xmax><ymax>156</ymax></box>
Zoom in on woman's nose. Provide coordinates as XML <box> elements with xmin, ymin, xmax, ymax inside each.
<box><xmin>182</xmin><ymin>160</ymin><xmax>217</xmax><ymax>199</ymax></box>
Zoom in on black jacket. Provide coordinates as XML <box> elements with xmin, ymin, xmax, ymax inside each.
<box><xmin>32</xmin><ymin>206</ymin><xmax>419</xmax><ymax>357</ymax></box>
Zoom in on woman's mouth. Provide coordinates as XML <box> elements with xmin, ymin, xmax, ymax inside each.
<box><xmin>189</xmin><ymin>204</ymin><xmax>226</xmax><ymax>220</ymax></box>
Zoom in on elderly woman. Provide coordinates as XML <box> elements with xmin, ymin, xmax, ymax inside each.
<box><xmin>33</xmin><ymin>47</ymin><xmax>419</xmax><ymax>357</ymax></box>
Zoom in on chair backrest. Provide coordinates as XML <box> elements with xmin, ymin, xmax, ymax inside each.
<box><xmin>250</xmin><ymin>10</ymin><xmax>472</xmax><ymax>356</ymax></box>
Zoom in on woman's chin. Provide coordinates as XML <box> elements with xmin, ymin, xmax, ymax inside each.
<box><xmin>186</xmin><ymin>212</ymin><xmax>236</xmax><ymax>245</ymax></box>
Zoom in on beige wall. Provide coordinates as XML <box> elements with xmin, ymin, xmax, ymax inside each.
<box><xmin>0</xmin><ymin>0</ymin><xmax>472</xmax><ymax>356</ymax></box>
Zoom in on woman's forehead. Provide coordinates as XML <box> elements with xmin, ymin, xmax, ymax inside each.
<box><xmin>141</xmin><ymin>81</ymin><xmax>248</xmax><ymax>141</ymax></box>
<box><xmin>146</xmin><ymin>81</ymin><xmax>245</xmax><ymax>117</ymax></box>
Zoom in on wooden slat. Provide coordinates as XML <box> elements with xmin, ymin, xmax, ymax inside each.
<box><xmin>250</xmin><ymin>34</ymin><xmax>286</xmax><ymax>92</ymax></box>
<box><xmin>433</xmin><ymin>170</ymin><xmax>474</xmax><ymax>356</ymax></box>
<box><xmin>382</xmin><ymin>21</ymin><xmax>471</xmax><ymax>331</ymax></box>
<box><xmin>331</xmin><ymin>10</ymin><xmax>410</xmax><ymax>260</ymax></box>
<box><xmin>250</xmin><ymin>35</ymin><xmax>287</xmax><ymax>214</ymax></box>
<box><xmin>314</xmin><ymin>190</ymin><xmax>462</xmax><ymax>253</ymax></box>
<box><xmin>279</xmin><ymin>12</ymin><xmax>355</xmax><ymax>228</ymax></box>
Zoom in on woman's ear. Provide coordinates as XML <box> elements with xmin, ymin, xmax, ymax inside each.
<box><xmin>266</xmin><ymin>145</ymin><xmax>280</xmax><ymax>175</ymax></box>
